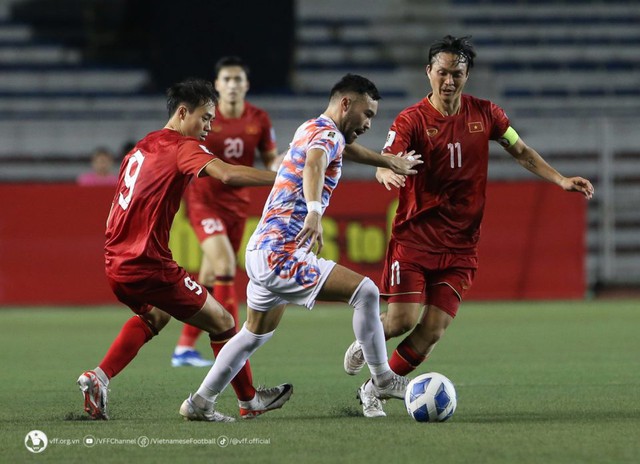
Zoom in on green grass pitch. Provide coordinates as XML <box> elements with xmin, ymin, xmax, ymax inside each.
<box><xmin>1</xmin><ymin>300</ymin><xmax>639</xmax><ymax>463</ymax></box>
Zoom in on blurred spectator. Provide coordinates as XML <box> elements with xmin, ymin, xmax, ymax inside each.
<box><xmin>77</xmin><ymin>147</ymin><xmax>118</xmax><ymax>186</ymax></box>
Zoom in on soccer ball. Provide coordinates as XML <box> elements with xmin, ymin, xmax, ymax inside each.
<box><xmin>404</xmin><ymin>372</ymin><xmax>457</xmax><ymax>422</ymax></box>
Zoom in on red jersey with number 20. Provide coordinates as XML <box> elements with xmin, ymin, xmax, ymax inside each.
<box><xmin>383</xmin><ymin>94</ymin><xmax>510</xmax><ymax>254</ymax></box>
<box><xmin>105</xmin><ymin>129</ymin><xmax>217</xmax><ymax>281</ymax></box>
<box><xmin>185</xmin><ymin>102</ymin><xmax>276</xmax><ymax>218</ymax></box>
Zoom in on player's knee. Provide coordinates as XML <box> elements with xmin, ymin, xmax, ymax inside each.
<box><xmin>385</xmin><ymin>317</ymin><xmax>414</xmax><ymax>338</ymax></box>
<box><xmin>349</xmin><ymin>277</ymin><xmax>379</xmax><ymax>309</ymax></box>
<box><xmin>199</xmin><ymin>270</ymin><xmax>216</xmax><ymax>287</ymax></box>
<box><xmin>140</xmin><ymin>310</ymin><xmax>171</xmax><ymax>334</ymax></box>
<box><xmin>219</xmin><ymin>309</ymin><xmax>235</xmax><ymax>332</ymax></box>
<box><xmin>209</xmin><ymin>255</ymin><xmax>236</xmax><ymax>277</ymax></box>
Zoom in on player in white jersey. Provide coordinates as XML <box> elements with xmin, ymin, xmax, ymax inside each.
<box><xmin>179</xmin><ymin>74</ymin><xmax>422</xmax><ymax>420</ymax></box>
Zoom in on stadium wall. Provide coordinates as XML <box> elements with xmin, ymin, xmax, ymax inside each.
<box><xmin>0</xmin><ymin>181</ymin><xmax>586</xmax><ymax>306</ymax></box>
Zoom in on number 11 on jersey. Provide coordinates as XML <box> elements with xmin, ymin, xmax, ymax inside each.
<box><xmin>447</xmin><ymin>142</ymin><xmax>462</xmax><ymax>168</ymax></box>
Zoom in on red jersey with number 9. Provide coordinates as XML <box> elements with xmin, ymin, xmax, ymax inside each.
<box><xmin>105</xmin><ymin>129</ymin><xmax>216</xmax><ymax>281</ymax></box>
<box><xmin>185</xmin><ymin>102</ymin><xmax>276</xmax><ymax>219</ymax></box>
<box><xmin>383</xmin><ymin>94</ymin><xmax>510</xmax><ymax>254</ymax></box>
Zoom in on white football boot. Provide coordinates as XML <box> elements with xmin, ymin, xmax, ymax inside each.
<box><xmin>357</xmin><ymin>379</ymin><xmax>386</xmax><ymax>418</ymax></box>
<box><xmin>77</xmin><ymin>370</ymin><xmax>109</xmax><ymax>420</ymax></box>
<box><xmin>179</xmin><ymin>394</ymin><xmax>235</xmax><ymax>422</ymax></box>
<box><xmin>239</xmin><ymin>383</ymin><xmax>293</xmax><ymax>419</ymax></box>
<box><xmin>343</xmin><ymin>340</ymin><xmax>365</xmax><ymax>375</ymax></box>
<box><xmin>372</xmin><ymin>372</ymin><xmax>410</xmax><ymax>400</ymax></box>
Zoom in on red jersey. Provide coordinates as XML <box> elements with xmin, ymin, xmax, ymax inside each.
<box><xmin>383</xmin><ymin>94</ymin><xmax>510</xmax><ymax>254</ymax></box>
<box><xmin>185</xmin><ymin>101</ymin><xmax>276</xmax><ymax>218</ymax></box>
<box><xmin>105</xmin><ymin>129</ymin><xmax>217</xmax><ymax>281</ymax></box>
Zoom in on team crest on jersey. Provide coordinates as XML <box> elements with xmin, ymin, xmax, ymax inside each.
<box><xmin>245</xmin><ymin>124</ymin><xmax>260</xmax><ymax>135</ymax></box>
<box><xmin>468</xmin><ymin>121</ymin><xmax>484</xmax><ymax>133</ymax></box>
<box><xmin>426</xmin><ymin>128</ymin><xmax>438</xmax><ymax>137</ymax></box>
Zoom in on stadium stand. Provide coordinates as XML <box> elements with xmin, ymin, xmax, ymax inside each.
<box><xmin>0</xmin><ymin>0</ymin><xmax>160</xmax><ymax>180</ymax></box>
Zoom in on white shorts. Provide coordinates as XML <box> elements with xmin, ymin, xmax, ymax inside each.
<box><xmin>245</xmin><ymin>248</ymin><xmax>337</xmax><ymax>312</ymax></box>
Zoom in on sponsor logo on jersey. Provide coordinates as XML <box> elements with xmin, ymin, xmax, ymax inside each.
<box><xmin>468</xmin><ymin>121</ymin><xmax>484</xmax><ymax>133</ymax></box>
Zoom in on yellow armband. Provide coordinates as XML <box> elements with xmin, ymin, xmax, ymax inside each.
<box><xmin>498</xmin><ymin>126</ymin><xmax>519</xmax><ymax>148</ymax></box>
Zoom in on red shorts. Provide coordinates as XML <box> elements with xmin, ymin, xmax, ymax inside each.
<box><xmin>187</xmin><ymin>208</ymin><xmax>246</xmax><ymax>253</ymax></box>
<box><xmin>379</xmin><ymin>239</ymin><xmax>478</xmax><ymax>318</ymax></box>
<box><xmin>107</xmin><ymin>265</ymin><xmax>207</xmax><ymax>320</ymax></box>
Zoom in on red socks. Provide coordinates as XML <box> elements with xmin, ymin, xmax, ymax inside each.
<box><xmin>99</xmin><ymin>315</ymin><xmax>154</xmax><ymax>379</ymax></box>
<box><xmin>176</xmin><ymin>323</ymin><xmax>201</xmax><ymax>348</ymax></box>
<box><xmin>210</xmin><ymin>328</ymin><xmax>255</xmax><ymax>401</ymax></box>
<box><xmin>213</xmin><ymin>276</ymin><xmax>239</xmax><ymax>327</ymax></box>
<box><xmin>389</xmin><ymin>339</ymin><xmax>427</xmax><ymax>376</ymax></box>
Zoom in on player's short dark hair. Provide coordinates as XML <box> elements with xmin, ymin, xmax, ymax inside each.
<box><xmin>330</xmin><ymin>73</ymin><xmax>381</xmax><ymax>101</ymax></box>
<box><xmin>166</xmin><ymin>78</ymin><xmax>218</xmax><ymax>116</ymax></box>
<box><xmin>428</xmin><ymin>35</ymin><xmax>476</xmax><ymax>70</ymax></box>
<box><xmin>214</xmin><ymin>56</ymin><xmax>250</xmax><ymax>79</ymax></box>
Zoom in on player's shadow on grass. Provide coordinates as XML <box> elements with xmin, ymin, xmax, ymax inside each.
<box><xmin>335</xmin><ymin>406</ymin><xmax>363</xmax><ymax>417</ymax></box>
<box><xmin>64</xmin><ymin>412</ymin><xmax>105</xmax><ymax>421</ymax></box>
<box><xmin>460</xmin><ymin>410</ymin><xmax>640</xmax><ymax>423</ymax></box>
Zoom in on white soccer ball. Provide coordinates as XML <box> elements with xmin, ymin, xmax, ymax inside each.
<box><xmin>404</xmin><ymin>372</ymin><xmax>457</xmax><ymax>422</ymax></box>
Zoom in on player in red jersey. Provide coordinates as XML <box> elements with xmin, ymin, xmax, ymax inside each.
<box><xmin>172</xmin><ymin>57</ymin><xmax>283</xmax><ymax>368</ymax></box>
<box><xmin>343</xmin><ymin>35</ymin><xmax>595</xmax><ymax>417</ymax></box>
<box><xmin>76</xmin><ymin>78</ymin><xmax>292</xmax><ymax>421</ymax></box>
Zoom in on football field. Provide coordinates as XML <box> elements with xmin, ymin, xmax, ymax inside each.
<box><xmin>1</xmin><ymin>300</ymin><xmax>639</xmax><ymax>463</ymax></box>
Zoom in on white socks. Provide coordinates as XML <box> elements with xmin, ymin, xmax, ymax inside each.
<box><xmin>349</xmin><ymin>277</ymin><xmax>391</xmax><ymax>377</ymax></box>
<box><xmin>195</xmin><ymin>323</ymin><xmax>274</xmax><ymax>402</ymax></box>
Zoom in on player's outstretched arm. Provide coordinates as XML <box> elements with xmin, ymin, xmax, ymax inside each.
<box><xmin>203</xmin><ymin>159</ymin><xmax>276</xmax><ymax>186</ymax></box>
<box><xmin>375</xmin><ymin>167</ymin><xmax>407</xmax><ymax>190</ymax></box>
<box><xmin>295</xmin><ymin>148</ymin><xmax>326</xmax><ymax>254</ymax></box>
<box><xmin>343</xmin><ymin>143</ymin><xmax>422</xmax><ymax>175</ymax></box>
<box><xmin>505</xmin><ymin>138</ymin><xmax>594</xmax><ymax>199</ymax></box>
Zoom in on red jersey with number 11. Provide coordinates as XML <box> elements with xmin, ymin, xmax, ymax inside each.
<box><xmin>105</xmin><ymin>129</ymin><xmax>217</xmax><ymax>281</ymax></box>
<box><xmin>383</xmin><ymin>94</ymin><xmax>510</xmax><ymax>254</ymax></box>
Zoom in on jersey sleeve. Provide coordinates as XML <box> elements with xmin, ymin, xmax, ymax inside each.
<box><xmin>308</xmin><ymin>127</ymin><xmax>343</xmax><ymax>163</ymax></box>
<box><xmin>382</xmin><ymin>111</ymin><xmax>415</xmax><ymax>155</ymax></box>
<box><xmin>176</xmin><ymin>138</ymin><xmax>217</xmax><ymax>177</ymax></box>
<box><xmin>488</xmin><ymin>102</ymin><xmax>511</xmax><ymax>141</ymax></box>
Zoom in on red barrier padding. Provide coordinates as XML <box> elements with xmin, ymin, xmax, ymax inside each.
<box><xmin>0</xmin><ymin>181</ymin><xmax>585</xmax><ymax>305</ymax></box>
